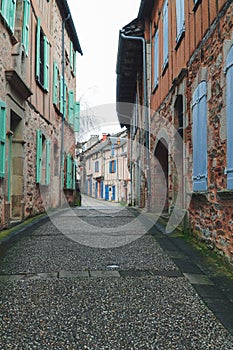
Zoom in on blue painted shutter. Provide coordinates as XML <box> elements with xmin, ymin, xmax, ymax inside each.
<box><xmin>53</xmin><ymin>61</ymin><xmax>58</xmax><ymax>105</ymax></box>
<box><xmin>114</xmin><ymin>160</ymin><xmax>117</xmax><ymax>173</ymax></box>
<box><xmin>36</xmin><ymin>18</ymin><xmax>41</xmax><ymax>81</ymax></box>
<box><xmin>105</xmin><ymin>185</ymin><xmax>109</xmax><ymax>200</ymax></box>
<box><xmin>226</xmin><ymin>46</ymin><xmax>233</xmax><ymax>189</ymax></box>
<box><xmin>22</xmin><ymin>0</ymin><xmax>30</xmax><ymax>56</ymax></box>
<box><xmin>163</xmin><ymin>0</ymin><xmax>168</xmax><ymax>67</ymax></box>
<box><xmin>90</xmin><ymin>178</ymin><xmax>92</xmax><ymax>196</ymax></box>
<box><xmin>36</xmin><ymin>130</ymin><xmax>42</xmax><ymax>183</ymax></box>
<box><xmin>45</xmin><ymin>139</ymin><xmax>50</xmax><ymax>185</ymax></box>
<box><xmin>154</xmin><ymin>30</ymin><xmax>159</xmax><ymax>88</ymax></box>
<box><xmin>74</xmin><ymin>102</ymin><xmax>80</xmax><ymax>132</ymax></box>
<box><xmin>44</xmin><ymin>36</ymin><xmax>49</xmax><ymax>91</ymax></box>
<box><xmin>68</xmin><ymin>90</ymin><xmax>74</xmax><ymax>125</ymax></box>
<box><xmin>112</xmin><ymin>186</ymin><xmax>116</xmax><ymax>201</ymax></box>
<box><xmin>95</xmin><ymin>181</ymin><xmax>98</xmax><ymax>198</ymax></box>
<box><xmin>175</xmin><ymin>0</ymin><xmax>185</xmax><ymax>42</ymax></box>
<box><xmin>192</xmin><ymin>81</ymin><xmax>207</xmax><ymax>191</ymax></box>
<box><xmin>0</xmin><ymin>101</ymin><xmax>6</xmax><ymax>178</ymax></box>
<box><xmin>100</xmin><ymin>181</ymin><xmax>104</xmax><ymax>198</ymax></box>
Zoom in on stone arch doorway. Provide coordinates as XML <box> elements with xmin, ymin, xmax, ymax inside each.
<box><xmin>154</xmin><ymin>138</ymin><xmax>169</xmax><ymax>213</ymax></box>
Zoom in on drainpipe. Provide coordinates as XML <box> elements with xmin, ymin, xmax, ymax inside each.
<box><xmin>60</xmin><ymin>13</ymin><xmax>70</xmax><ymax>206</ymax></box>
<box><xmin>120</xmin><ymin>30</ymin><xmax>151</xmax><ymax>209</ymax></box>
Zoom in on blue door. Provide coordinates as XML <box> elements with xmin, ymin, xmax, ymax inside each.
<box><xmin>100</xmin><ymin>181</ymin><xmax>104</xmax><ymax>198</ymax></box>
<box><xmin>105</xmin><ymin>185</ymin><xmax>109</xmax><ymax>200</ymax></box>
<box><xmin>95</xmin><ymin>181</ymin><xmax>98</xmax><ymax>198</ymax></box>
<box><xmin>112</xmin><ymin>185</ymin><xmax>116</xmax><ymax>201</ymax></box>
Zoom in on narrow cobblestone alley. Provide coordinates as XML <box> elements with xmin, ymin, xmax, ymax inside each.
<box><xmin>0</xmin><ymin>196</ymin><xmax>233</xmax><ymax>349</ymax></box>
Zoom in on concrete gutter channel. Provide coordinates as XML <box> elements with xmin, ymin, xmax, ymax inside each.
<box><xmin>0</xmin><ymin>207</ymin><xmax>233</xmax><ymax>336</ymax></box>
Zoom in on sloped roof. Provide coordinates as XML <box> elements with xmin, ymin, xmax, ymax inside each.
<box><xmin>57</xmin><ymin>0</ymin><xmax>83</xmax><ymax>55</ymax></box>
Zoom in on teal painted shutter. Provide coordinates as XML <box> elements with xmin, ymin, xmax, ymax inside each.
<box><xmin>0</xmin><ymin>101</ymin><xmax>6</xmax><ymax>178</ymax></box>
<box><xmin>70</xmin><ymin>41</ymin><xmax>73</xmax><ymax>70</ymax></box>
<box><xmin>74</xmin><ymin>102</ymin><xmax>80</xmax><ymax>132</ymax></box>
<box><xmin>109</xmin><ymin>161</ymin><xmax>112</xmax><ymax>173</ymax></box>
<box><xmin>73</xmin><ymin>51</ymin><xmax>76</xmax><ymax>76</ymax></box>
<box><xmin>154</xmin><ymin>30</ymin><xmax>159</xmax><ymax>88</ymax></box>
<box><xmin>53</xmin><ymin>61</ymin><xmax>58</xmax><ymax>105</ymax></box>
<box><xmin>22</xmin><ymin>0</ymin><xmax>30</xmax><ymax>55</ymax></box>
<box><xmin>36</xmin><ymin>130</ymin><xmax>42</xmax><ymax>183</ymax></box>
<box><xmin>175</xmin><ymin>0</ymin><xmax>185</xmax><ymax>41</ymax></box>
<box><xmin>1</xmin><ymin>0</ymin><xmax>8</xmax><ymax>20</ymax></box>
<box><xmin>60</xmin><ymin>75</ymin><xmax>64</xmax><ymax>113</ymax></box>
<box><xmin>66</xmin><ymin>155</ymin><xmax>72</xmax><ymax>189</ymax></box>
<box><xmin>45</xmin><ymin>139</ymin><xmax>50</xmax><ymax>185</ymax></box>
<box><xmin>36</xmin><ymin>18</ymin><xmax>41</xmax><ymax>80</ymax></box>
<box><xmin>64</xmin><ymin>82</ymin><xmax>67</xmax><ymax>119</ymax></box>
<box><xmin>44</xmin><ymin>36</ymin><xmax>49</xmax><ymax>91</ymax></box>
<box><xmin>68</xmin><ymin>90</ymin><xmax>74</xmax><ymax>125</ymax></box>
<box><xmin>163</xmin><ymin>0</ymin><xmax>168</xmax><ymax>67</ymax></box>
<box><xmin>226</xmin><ymin>46</ymin><xmax>233</xmax><ymax>189</ymax></box>
<box><xmin>72</xmin><ymin>161</ymin><xmax>76</xmax><ymax>190</ymax></box>
<box><xmin>192</xmin><ymin>81</ymin><xmax>207</xmax><ymax>191</ymax></box>
<box><xmin>9</xmin><ymin>0</ymin><xmax>16</xmax><ymax>32</ymax></box>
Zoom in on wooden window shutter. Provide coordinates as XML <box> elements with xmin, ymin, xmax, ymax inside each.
<box><xmin>0</xmin><ymin>101</ymin><xmax>6</xmax><ymax>178</ymax></box>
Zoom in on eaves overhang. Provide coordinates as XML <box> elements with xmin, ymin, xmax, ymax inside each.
<box><xmin>57</xmin><ymin>0</ymin><xmax>83</xmax><ymax>55</ymax></box>
<box><xmin>138</xmin><ymin>0</ymin><xmax>154</xmax><ymax>20</ymax></box>
<box><xmin>116</xmin><ymin>18</ymin><xmax>144</xmax><ymax>128</ymax></box>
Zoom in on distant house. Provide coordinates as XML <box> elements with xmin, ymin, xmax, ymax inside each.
<box><xmin>77</xmin><ymin>132</ymin><xmax>130</xmax><ymax>204</ymax></box>
<box><xmin>0</xmin><ymin>0</ymin><xmax>82</xmax><ymax>228</ymax></box>
<box><xmin>116</xmin><ymin>0</ymin><xmax>233</xmax><ymax>261</ymax></box>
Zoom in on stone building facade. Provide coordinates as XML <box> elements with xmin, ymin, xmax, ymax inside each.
<box><xmin>0</xmin><ymin>0</ymin><xmax>82</xmax><ymax>228</ymax></box>
<box><xmin>117</xmin><ymin>0</ymin><xmax>233</xmax><ymax>262</ymax></box>
<box><xmin>78</xmin><ymin>132</ymin><xmax>130</xmax><ymax>204</ymax></box>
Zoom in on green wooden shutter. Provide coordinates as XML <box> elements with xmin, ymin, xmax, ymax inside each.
<box><xmin>0</xmin><ymin>101</ymin><xmax>6</xmax><ymax>178</ymax></box>
<box><xmin>72</xmin><ymin>160</ymin><xmax>76</xmax><ymax>190</ymax></box>
<box><xmin>60</xmin><ymin>75</ymin><xmax>63</xmax><ymax>113</ymax></box>
<box><xmin>74</xmin><ymin>102</ymin><xmax>80</xmax><ymax>132</ymax></box>
<box><xmin>36</xmin><ymin>17</ymin><xmax>41</xmax><ymax>80</ymax></box>
<box><xmin>45</xmin><ymin>139</ymin><xmax>50</xmax><ymax>185</ymax></box>
<box><xmin>68</xmin><ymin>90</ymin><xmax>74</xmax><ymax>125</ymax></box>
<box><xmin>44</xmin><ymin>36</ymin><xmax>49</xmax><ymax>91</ymax></box>
<box><xmin>8</xmin><ymin>0</ymin><xmax>16</xmax><ymax>32</ymax></box>
<box><xmin>64</xmin><ymin>82</ymin><xmax>67</xmax><ymax>119</ymax></box>
<box><xmin>70</xmin><ymin>41</ymin><xmax>73</xmax><ymax>70</ymax></box>
<box><xmin>73</xmin><ymin>51</ymin><xmax>76</xmax><ymax>76</ymax></box>
<box><xmin>53</xmin><ymin>61</ymin><xmax>58</xmax><ymax>105</ymax></box>
<box><xmin>36</xmin><ymin>130</ymin><xmax>42</xmax><ymax>183</ymax></box>
<box><xmin>22</xmin><ymin>0</ymin><xmax>30</xmax><ymax>56</ymax></box>
<box><xmin>1</xmin><ymin>0</ymin><xmax>8</xmax><ymax>20</ymax></box>
<box><xmin>66</xmin><ymin>154</ymin><xmax>72</xmax><ymax>189</ymax></box>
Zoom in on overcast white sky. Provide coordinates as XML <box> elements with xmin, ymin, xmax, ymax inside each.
<box><xmin>67</xmin><ymin>0</ymin><xmax>141</xmax><ymax>104</ymax></box>
<box><xmin>67</xmin><ymin>0</ymin><xmax>141</xmax><ymax>136</ymax></box>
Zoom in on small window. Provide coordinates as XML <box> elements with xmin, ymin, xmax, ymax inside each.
<box><xmin>109</xmin><ymin>160</ymin><xmax>116</xmax><ymax>173</ymax></box>
<box><xmin>95</xmin><ymin>161</ymin><xmax>99</xmax><ymax>172</ymax></box>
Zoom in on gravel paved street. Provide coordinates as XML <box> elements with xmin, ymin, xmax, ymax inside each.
<box><xmin>0</xmin><ymin>195</ymin><xmax>233</xmax><ymax>349</ymax></box>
